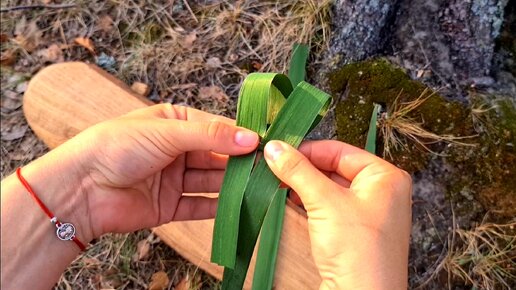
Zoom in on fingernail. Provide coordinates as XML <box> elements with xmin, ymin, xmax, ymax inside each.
<box><xmin>264</xmin><ymin>141</ymin><xmax>284</xmax><ymax>161</ymax></box>
<box><xmin>234</xmin><ymin>130</ymin><xmax>259</xmax><ymax>147</ymax></box>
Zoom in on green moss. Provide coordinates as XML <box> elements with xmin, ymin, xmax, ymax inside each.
<box><xmin>447</xmin><ymin>98</ymin><xmax>516</xmax><ymax>217</ymax></box>
<box><xmin>498</xmin><ymin>99</ymin><xmax>516</xmax><ymax>135</ymax></box>
<box><xmin>328</xmin><ymin>58</ymin><xmax>470</xmax><ymax>172</ymax></box>
<box><xmin>328</xmin><ymin>59</ymin><xmax>515</xmax><ymax>217</ymax></box>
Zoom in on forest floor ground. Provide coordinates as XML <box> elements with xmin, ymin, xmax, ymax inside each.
<box><xmin>1</xmin><ymin>1</ymin><xmax>514</xmax><ymax>289</ymax></box>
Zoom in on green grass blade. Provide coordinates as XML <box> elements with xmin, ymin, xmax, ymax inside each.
<box><xmin>252</xmin><ymin>189</ymin><xmax>287</xmax><ymax>290</ymax></box>
<box><xmin>288</xmin><ymin>43</ymin><xmax>309</xmax><ymax>87</ymax></box>
<box><xmin>222</xmin><ymin>159</ymin><xmax>284</xmax><ymax>289</ymax></box>
<box><xmin>211</xmin><ymin>154</ymin><xmax>255</xmax><ymax>268</ymax></box>
<box><xmin>221</xmin><ymin>82</ymin><xmax>331</xmax><ymax>289</ymax></box>
<box><xmin>211</xmin><ymin>73</ymin><xmax>292</xmax><ymax>268</ymax></box>
<box><xmin>250</xmin><ymin>44</ymin><xmax>311</xmax><ymax>290</ymax></box>
<box><xmin>365</xmin><ymin>103</ymin><xmax>381</xmax><ymax>154</ymax></box>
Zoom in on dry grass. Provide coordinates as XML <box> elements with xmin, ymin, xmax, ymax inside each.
<box><xmin>116</xmin><ymin>0</ymin><xmax>331</xmax><ymax>113</ymax></box>
<box><xmin>1</xmin><ymin>1</ymin><xmax>332</xmax><ymax>289</ymax></box>
<box><xmin>420</xmin><ymin>215</ymin><xmax>516</xmax><ymax>290</ymax></box>
<box><xmin>3</xmin><ymin>2</ymin><xmax>512</xmax><ymax>290</ymax></box>
<box><xmin>1</xmin><ymin>0</ymin><xmax>331</xmax><ymax>116</ymax></box>
<box><xmin>379</xmin><ymin>89</ymin><xmax>476</xmax><ymax>158</ymax></box>
<box><xmin>471</xmin><ymin>101</ymin><xmax>498</xmax><ymax>135</ymax></box>
<box><xmin>55</xmin><ymin>230</ymin><xmax>219</xmax><ymax>290</ymax></box>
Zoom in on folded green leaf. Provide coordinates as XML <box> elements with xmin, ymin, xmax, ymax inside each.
<box><xmin>221</xmin><ymin>82</ymin><xmax>331</xmax><ymax>289</ymax></box>
<box><xmin>211</xmin><ymin>73</ymin><xmax>292</xmax><ymax>268</ymax></box>
<box><xmin>251</xmin><ymin>42</ymin><xmax>311</xmax><ymax>290</ymax></box>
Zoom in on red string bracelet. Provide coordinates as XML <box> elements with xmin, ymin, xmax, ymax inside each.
<box><xmin>16</xmin><ymin>168</ymin><xmax>87</xmax><ymax>251</ymax></box>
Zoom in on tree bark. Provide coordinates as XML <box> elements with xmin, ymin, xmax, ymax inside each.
<box><xmin>329</xmin><ymin>0</ymin><xmax>510</xmax><ymax>98</ymax></box>
<box><xmin>330</xmin><ymin>0</ymin><xmax>398</xmax><ymax>62</ymax></box>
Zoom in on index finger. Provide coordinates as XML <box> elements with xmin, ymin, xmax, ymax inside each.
<box><xmin>122</xmin><ymin>103</ymin><xmax>236</xmax><ymax>125</ymax></box>
<box><xmin>298</xmin><ymin>140</ymin><xmax>399</xmax><ymax>182</ymax></box>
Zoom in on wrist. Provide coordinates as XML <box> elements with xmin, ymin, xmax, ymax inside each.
<box><xmin>1</xmin><ymin>139</ymin><xmax>97</xmax><ymax>289</ymax></box>
<box><xmin>20</xmin><ymin>141</ymin><xmax>96</xmax><ymax>244</ymax></box>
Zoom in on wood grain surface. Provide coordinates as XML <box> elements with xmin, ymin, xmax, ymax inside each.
<box><xmin>22</xmin><ymin>62</ymin><xmax>321</xmax><ymax>289</ymax></box>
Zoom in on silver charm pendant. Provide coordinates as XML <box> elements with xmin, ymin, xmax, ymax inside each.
<box><xmin>56</xmin><ymin>222</ymin><xmax>76</xmax><ymax>241</ymax></box>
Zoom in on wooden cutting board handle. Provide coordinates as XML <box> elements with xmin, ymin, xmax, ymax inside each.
<box><xmin>23</xmin><ymin>62</ymin><xmax>321</xmax><ymax>289</ymax></box>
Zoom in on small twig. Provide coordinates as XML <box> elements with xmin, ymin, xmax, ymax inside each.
<box><xmin>182</xmin><ymin>0</ymin><xmax>199</xmax><ymax>24</ymax></box>
<box><xmin>0</xmin><ymin>4</ymin><xmax>76</xmax><ymax>13</ymax></box>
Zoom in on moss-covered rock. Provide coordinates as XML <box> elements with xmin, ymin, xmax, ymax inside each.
<box><xmin>446</xmin><ymin>98</ymin><xmax>516</xmax><ymax>217</ymax></box>
<box><xmin>328</xmin><ymin>59</ymin><xmax>516</xmax><ymax>217</ymax></box>
<box><xmin>328</xmin><ymin>58</ymin><xmax>470</xmax><ymax>172</ymax></box>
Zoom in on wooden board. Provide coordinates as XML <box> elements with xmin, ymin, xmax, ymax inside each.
<box><xmin>23</xmin><ymin>62</ymin><xmax>321</xmax><ymax>289</ymax></box>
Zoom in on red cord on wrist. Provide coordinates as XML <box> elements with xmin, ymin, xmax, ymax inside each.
<box><xmin>16</xmin><ymin>168</ymin><xmax>87</xmax><ymax>251</ymax></box>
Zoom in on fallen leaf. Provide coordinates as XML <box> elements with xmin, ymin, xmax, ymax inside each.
<box><xmin>148</xmin><ymin>271</ymin><xmax>169</xmax><ymax>290</ymax></box>
<box><xmin>41</xmin><ymin>0</ymin><xmax>52</xmax><ymax>4</ymax></box>
<box><xmin>97</xmin><ymin>15</ymin><xmax>114</xmax><ymax>33</ymax></box>
<box><xmin>91</xmin><ymin>274</ymin><xmax>102</xmax><ymax>289</ymax></box>
<box><xmin>228</xmin><ymin>53</ymin><xmax>238</xmax><ymax>62</ymax></box>
<box><xmin>132</xmin><ymin>238</ymin><xmax>150</xmax><ymax>262</ymax></box>
<box><xmin>131</xmin><ymin>81</ymin><xmax>151</xmax><ymax>97</ymax></box>
<box><xmin>74</xmin><ymin>37</ymin><xmax>96</xmax><ymax>54</ymax></box>
<box><xmin>0</xmin><ymin>50</ymin><xmax>16</xmax><ymax>66</ymax></box>
<box><xmin>174</xmin><ymin>27</ymin><xmax>186</xmax><ymax>33</ymax></box>
<box><xmin>37</xmin><ymin>44</ymin><xmax>64</xmax><ymax>63</ymax></box>
<box><xmin>1</xmin><ymin>98</ymin><xmax>21</xmax><ymax>112</ymax></box>
<box><xmin>1</xmin><ymin>90</ymin><xmax>22</xmax><ymax>111</ymax></box>
<box><xmin>0</xmin><ymin>33</ymin><xmax>9</xmax><ymax>43</ymax></box>
<box><xmin>9</xmin><ymin>136</ymin><xmax>45</xmax><ymax>161</ymax></box>
<box><xmin>252</xmin><ymin>60</ymin><xmax>263</xmax><ymax>71</ymax></box>
<box><xmin>206</xmin><ymin>57</ymin><xmax>222</xmax><ymax>68</ymax></box>
<box><xmin>15</xmin><ymin>81</ymin><xmax>28</xmax><ymax>93</ymax></box>
<box><xmin>99</xmin><ymin>266</ymin><xmax>123</xmax><ymax>289</ymax></box>
<box><xmin>14</xmin><ymin>19</ymin><xmax>42</xmax><ymax>52</ymax></box>
<box><xmin>174</xmin><ymin>276</ymin><xmax>189</xmax><ymax>290</ymax></box>
<box><xmin>198</xmin><ymin>86</ymin><xmax>229</xmax><ymax>102</ymax></box>
<box><xmin>1</xmin><ymin>126</ymin><xmax>28</xmax><ymax>141</ymax></box>
<box><xmin>147</xmin><ymin>231</ymin><xmax>161</xmax><ymax>244</ymax></box>
<box><xmin>100</xmin><ymin>274</ymin><xmax>123</xmax><ymax>289</ymax></box>
<box><xmin>182</xmin><ymin>31</ymin><xmax>197</xmax><ymax>49</ymax></box>
<box><xmin>14</xmin><ymin>17</ymin><xmax>27</xmax><ymax>36</ymax></box>
<box><xmin>175</xmin><ymin>273</ymin><xmax>202</xmax><ymax>290</ymax></box>
<box><xmin>2</xmin><ymin>90</ymin><xmax>20</xmax><ymax>100</ymax></box>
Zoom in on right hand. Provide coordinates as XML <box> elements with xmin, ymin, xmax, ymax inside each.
<box><xmin>263</xmin><ymin>140</ymin><xmax>412</xmax><ymax>290</ymax></box>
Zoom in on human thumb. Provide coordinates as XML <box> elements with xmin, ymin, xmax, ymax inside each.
<box><xmin>263</xmin><ymin>140</ymin><xmax>340</xmax><ymax>211</ymax></box>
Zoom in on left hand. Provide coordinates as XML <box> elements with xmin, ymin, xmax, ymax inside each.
<box><xmin>57</xmin><ymin>104</ymin><xmax>259</xmax><ymax>240</ymax></box>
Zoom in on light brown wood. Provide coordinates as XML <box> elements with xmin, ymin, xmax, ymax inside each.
<box><xmin>23</xmin><ymin>62</ymin><xmax>321</xmax><ymax>289</ymax></box>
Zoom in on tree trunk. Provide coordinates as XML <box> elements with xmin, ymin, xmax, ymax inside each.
<box><xmin>329</xmin><ymin>0</ymin><xmax>510</xmax><ymax>99</ymax></box>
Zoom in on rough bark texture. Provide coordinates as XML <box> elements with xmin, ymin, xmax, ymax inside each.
<box><xmin>314</xmin><ymin>0</ymin><xmax>512</xmax><ymax>138</ymax></box>
<box><xmin>392</xmin><ymin>0</ymin><xmax>508</xmax><ymax>92</ymax></box>
<box><xmin>329</xmin><ymin>0</ymin><xmax>398</xmax><ymax>62</ymax></box>
<box><xmin>328</xmin><ymin>0</ymin><xmax>510</xmax><ymax>98</ymax></box>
